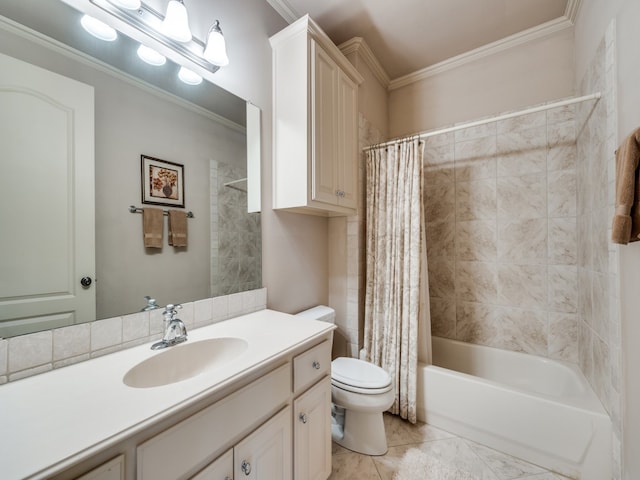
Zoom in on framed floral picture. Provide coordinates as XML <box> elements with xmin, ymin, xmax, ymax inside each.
<box><xmin>141</xmin><ymin>155</ymin><xmax>185</xmax><ymax>208</ymax></box>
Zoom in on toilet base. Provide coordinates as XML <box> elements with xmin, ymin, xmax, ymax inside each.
<box><xmin>332</xmin><ymin>408</ymin><xmax>388</xmax><ymax>456</ymax></box>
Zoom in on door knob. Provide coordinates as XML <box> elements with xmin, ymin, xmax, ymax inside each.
<box><xmin>80</xmin><ymin>277</ymin><xmax>92</xmax><ymax>288</ymax></box>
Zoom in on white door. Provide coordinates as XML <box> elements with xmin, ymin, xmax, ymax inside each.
<box><xmin>0</xmin><ymin>52</ymin><xmax>95</xmax><ymax>337</ymax></box>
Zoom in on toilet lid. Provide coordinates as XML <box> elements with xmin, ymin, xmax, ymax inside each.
<box><xmin>331</xmin><ymin>357</ymin><xmax>392</xmax><ymax>390</ymax></box>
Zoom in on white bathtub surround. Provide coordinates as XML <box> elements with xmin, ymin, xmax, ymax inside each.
<box><xmin>417</xmin><ymin>337</ymin><xmax>612</xmax><ymax>479</ymax></box>
<box><xmin>0</xmin><ymin>287</ymin><xmax>267</xmax><ymax>383</ymax></box>
<box><xmin>363</xmin><ymin>138</ymin><xmax>428</xmax><ymax>423</ymax></box>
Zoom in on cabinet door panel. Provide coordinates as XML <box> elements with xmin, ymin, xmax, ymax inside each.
<box><xmin>336</xmin><ymin>71</ymin><xmax>358</xmax><ymax>210</ymax></box>
<box><xmin>235</xmin><ymin>407</ymin><xmax>292</xmax><ymax>480</ymax></box>
<box><xmin>294</xmin><ymin>377</ymin><xmax>332</xmax><ymax>480</ymax></box>
<box><xmin>76</xmin><ymin>455</ymin><xmax>124</xmax><ymax>480</ymax></box>
<box><xmin>191</xmin><ymin>449</ymin><xmax>233</xmax><ymax>480</ymax></box>
<box><xmin>311</xmin><ymin>40</ymin><xmax>338</xmax><ymax>206</ymax></box>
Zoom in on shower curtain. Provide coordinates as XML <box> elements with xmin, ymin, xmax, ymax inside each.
<box><xmin>363</xmin><ymin>137</ymin><xmax>431</xmax><ymax>424</ymax></box>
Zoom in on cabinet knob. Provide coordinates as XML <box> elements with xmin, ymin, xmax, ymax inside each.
<box><xmin>241</xmin><ymin>460</ymin><xmax>252</xmax><ymax>476</ymax></box>
<box><xmin>299</xmin><ymin>413</ymin><xmax>308</xmax><ymax>424</ymax></box>
<box><xmin>312</xmin><ymin>360</ymin><xmax>321</xmax><ymax>370</ymax></box>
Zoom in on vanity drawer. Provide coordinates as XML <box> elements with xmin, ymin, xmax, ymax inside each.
<box><xmin>293</xmin><ymin>340</ymin><xmax>331</xmax><ymax>393</ymax></box>
<box><xmin>137</xmin><ymin>363</ymin><xmax>291</xmax><ymax>480</ymax></box>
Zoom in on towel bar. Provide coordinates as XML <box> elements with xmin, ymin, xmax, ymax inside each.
<box><xmin>129</xmin><ymin>205</ymin><xmax>194</xmax><ymax>218</ymax></box>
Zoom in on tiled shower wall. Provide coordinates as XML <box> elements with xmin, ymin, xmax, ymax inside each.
<box><xmin>210</xmin><ymin>160</ymin><xmax>262</xmax><ymax>297</ymax></box>
<box><xmin>425</xmin><ymin>103</ymin><xmax>580</xmax><ymax>361</ymax></box>
<box><xmin>576</xmin><ymin>21</ymin><xmax>621</xmax><ymax>478</ymax></box>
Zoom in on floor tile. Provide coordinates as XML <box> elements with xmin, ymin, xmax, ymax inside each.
<box><xmin>328</xmin><ymin>451</ymin><xmax>381</xmax><ymax>480</ymax></box>
<box><xmin>331</xmin><ymin>416</ymin><xmax>572</xmax><ymax>480</ymax></box>
<box><xmin>467</xmin><ymin>441</ymin><xmax>548</xmax><ymax>479</ymax></box>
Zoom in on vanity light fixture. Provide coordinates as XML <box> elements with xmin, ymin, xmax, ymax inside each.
<box><xmin>137</xmin><ymin>44</ymin><xmax>166</xmax><ymax>66</ymax></box>
<box><xmin>81</xmin><ymin>14</ymin><xmax>118</xmax><ymax>41</ymax></box>
<box><xmin>178</xmin><ymin>66</ymin><xmax>202</xmax><ymax>85</ymax></box>
<box><xmin>109</xmin><ymin>0</ymin><xmax>141</xmax><ymax>9</ymax></box>
<box><xmin>160</xmin><ymin>0</ymin><xmax>192</xmax><ymax>43</ymax></box>
<box><xmin>203</xmin><ymin>20</ymin><xmax>229</xmax><ymax>67</ymax></box>
<box><xmin>86</xmin><ymin>0</ymin><xmax>228</xmax><ymax>83</ymax></box>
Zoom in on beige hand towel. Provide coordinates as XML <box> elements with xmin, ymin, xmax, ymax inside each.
<box><xmin>612</xmin><ymin>128</ymin><xmax>640</xmax><ymax>244</ymax></box>
<box><xmin>142</xmin><ymin>208</ymin><xmax>163</xmax><ymax>248</ymax></box>
<box><xmin>168</xmin><ymin>210</ymin><xmax>188</xmax><ymax>247</ymax></box>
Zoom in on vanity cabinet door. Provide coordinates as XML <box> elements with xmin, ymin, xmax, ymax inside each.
<box><xmin>191</xmin><ymin>449</ymin><xmax>233</xmax><ymax>480</ymax></box>
<box><xmin>293</xmin><ymin>377</ymin><xmax>332</xmax><ymax>480</ymax></box>
<box><xmin>76</xmin><ymin>455</ymin><xmax>124</xmax><ymax>480</ymax></box>
<box><xmin>234</xmin><ymin>407</ymin><xmax>292</xmax><ymax>480</ymax></box>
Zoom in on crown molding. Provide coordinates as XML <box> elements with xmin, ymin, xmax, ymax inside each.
<box><xmin>565</xmin><ymin>0</ymin><xmax>582</xmax><ymax>23</ymax></box>
<box><xmin>339</xmin><ymin>37</ymin><xmax>390</xmax><ymax>88</ymax></box>
<box><xmin>389</xmin><ymin>16</ymin><xmax>573</xmax><ymax>91</ymax></box>
<box><xmin>266</xmin><ymin>0</ymin><xmax>299</xmax><ymax>24</ymax></box>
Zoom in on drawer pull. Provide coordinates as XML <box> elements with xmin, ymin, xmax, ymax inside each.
<box><xmin>312</xmin><ymin>360</ymin><xmax>321</xmax><ymax>370</ymax></box>
<box><xmin>241</xmin><ymin>460</ymin><xmax>252</xmax><ymax>475</ymax></box>
<box><xmin>299</xmin><ymin>413</ymin><xmax>308</xmax><ymax>424</ymax></box>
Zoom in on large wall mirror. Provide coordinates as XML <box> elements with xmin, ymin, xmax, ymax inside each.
<box><xmin>0</xmin><ymin>1</ymin><xmax>261</xmax><ymax>338</ymax></box>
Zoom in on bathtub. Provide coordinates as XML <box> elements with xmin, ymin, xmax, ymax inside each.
<box><xmin>417</xmin><ymin>336</ymin><xmax>612</xmax><ymax>480</ymax></box>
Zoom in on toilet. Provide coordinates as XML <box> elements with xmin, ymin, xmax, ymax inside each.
<box><xmin>296</xmin><ymin>306</ymin><xmax>395</xmax><ymax>456</ymax></box>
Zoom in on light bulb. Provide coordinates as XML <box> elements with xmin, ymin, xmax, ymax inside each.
<box><xmin>137</xmin><ymin>45</ymin><xmax>166</xmax><ymax>66</ymax></box>
<box><xmin>203</xmin><ymin>21</ymin><xmax>229</xmax><ymax>67</ymax></box>
<box><xmin>178</xmin><ymin>67</ymin><xmax>202</xmax><ymax>85</ymax></box>
<box><xmin>81</xmin><ymin>15</ymin><xmax>117</xmax><ymax>42</ymax></box>
<box><xmin>109</xmin><ymin>0</ymin><xmax>141</xmax><ymax>9</ymax></box>
<box><xmin>161</xmin><ymin>0</ymin><xmax>192</xmax><ymax>43</ymax></box>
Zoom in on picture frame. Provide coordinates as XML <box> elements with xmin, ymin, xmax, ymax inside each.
<box><xmin>141</xmin><ymin>155</ymin><xmax>185</xmax><ymax>208</ymax></box>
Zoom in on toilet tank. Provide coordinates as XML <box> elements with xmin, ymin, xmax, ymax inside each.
<box><xmin>295</xmin><ymin>305</ymin><xmax>335</xmax><ymax>324</ymax></box>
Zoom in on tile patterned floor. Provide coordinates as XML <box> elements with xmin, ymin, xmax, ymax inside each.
<box><xmin>329</xmin><ymin>414</ymin><xmax>571</xmax><ymax>480</ymax></box>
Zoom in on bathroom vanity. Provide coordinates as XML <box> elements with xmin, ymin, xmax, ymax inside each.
<box><xmin>0</xmin><ymin>310</ymin><xmax>334</xmax><ymax>480</ymax></box>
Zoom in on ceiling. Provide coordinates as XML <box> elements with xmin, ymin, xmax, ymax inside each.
<box><xmin>267</xmin><ymin>0</ymin><xmax>575</xmax><ymax>80</ymax></box>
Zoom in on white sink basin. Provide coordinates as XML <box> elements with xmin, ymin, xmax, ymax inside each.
<box><xmin>123</xmin><ymin>337</ymin><xmax>248</xmax><ymax>388</ymax></box>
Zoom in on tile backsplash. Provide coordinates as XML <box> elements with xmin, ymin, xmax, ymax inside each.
<box><xmin>0</xmin><ymin>288</ymin><xmax>267</xmax><ymax>384</ymax></box>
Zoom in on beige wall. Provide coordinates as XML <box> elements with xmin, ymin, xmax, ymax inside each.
<box><xmin>388</xmin><ymin>28</ymin><xmax>575</xmax><ymax>138</ymax></box>
<box><xmin>575</xmin><ymin>1</ymin><xmax>640</xmax><ymax>478</ymax></box>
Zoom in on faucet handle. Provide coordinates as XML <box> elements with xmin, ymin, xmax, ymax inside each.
<box><xmin>164</xmin><ymin>303</ymin><xmax>183</xmax><ymax>313</ymax></box>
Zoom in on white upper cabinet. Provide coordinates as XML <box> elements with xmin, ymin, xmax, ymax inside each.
<box><xmin>270</xmin><ymin>15</ymin><xmax>363</xmax><ymax>216</ymax></box>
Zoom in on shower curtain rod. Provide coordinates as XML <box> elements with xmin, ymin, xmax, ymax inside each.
<box><xmin>363</xmin><ymin>92</ymin><xmax>602</xmax><ymax>151</ymax></box>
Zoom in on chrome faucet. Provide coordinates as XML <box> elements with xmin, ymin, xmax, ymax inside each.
<box><xmin>141</xmin><ymin>295</ymin><xmax>161</xmax><ymax>312</ymax></box>
<box><xmin>151</xmin><ymin>304</ymin><xmax>188</xmax><ymax>350</ymax></box>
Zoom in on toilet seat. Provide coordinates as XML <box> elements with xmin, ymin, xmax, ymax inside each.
<box><xmin>331</xmin><ymin>357</ymin><xmax>392</xmax><ymax>394</ymax></box>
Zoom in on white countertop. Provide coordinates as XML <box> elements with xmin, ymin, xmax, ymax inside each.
<box><xmin>0</xmin><ymin>309</ymin><xmax>334</xmax><ymax>480</ymax></box>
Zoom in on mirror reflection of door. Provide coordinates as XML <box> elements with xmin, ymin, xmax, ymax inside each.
<box><xmin>0</xmin><ymin>52</ymin><xmax>95</xmax><ymax>338</ymax></box>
